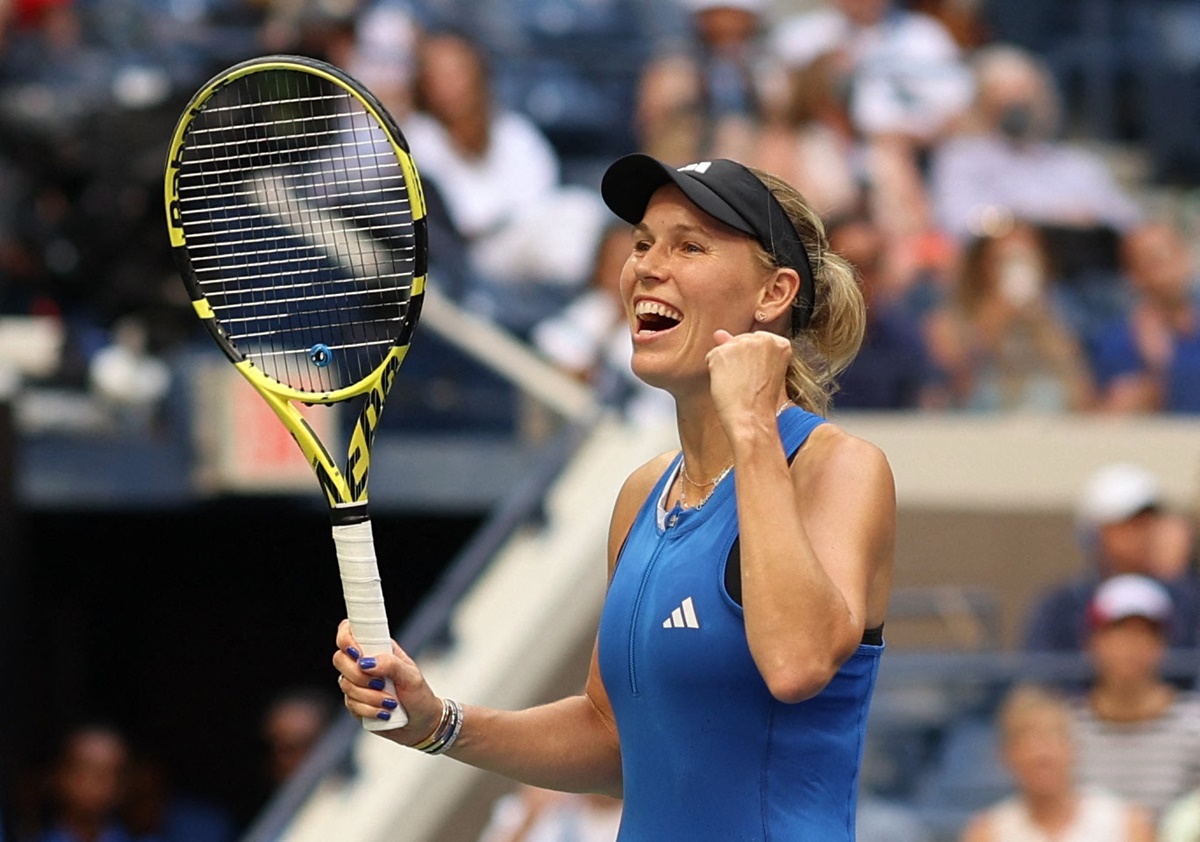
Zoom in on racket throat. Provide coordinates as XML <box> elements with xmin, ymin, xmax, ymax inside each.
<box><xmin>331</xmin><ymin>501</ymin><xmax>371</xmax><ymax>526</ymax></box>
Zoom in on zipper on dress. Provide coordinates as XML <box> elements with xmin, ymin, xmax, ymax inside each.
<box><xmin>627</xmin><ymin>536</ymin><xmax>669</xmax><ymax>696</ymax></box>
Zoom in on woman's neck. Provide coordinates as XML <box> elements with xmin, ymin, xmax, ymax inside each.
<box><xmin>673</xmin><ymin>388</ymin><xmax>791</xmax><ymax>477</ymax></box>
<box><xmin>674</xmin><ymin>398</ymin><xmax>733</xmax><ymax>482</ymax></box>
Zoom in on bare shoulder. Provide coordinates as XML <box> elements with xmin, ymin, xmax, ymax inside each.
<box><xmin>617</xmin><ymin>450</ymin><xmax>677</xmax><ymax>503</ymax></box>
<box><xmin>606</xmin><ymin>450</ymin><xmax>676</xmax><ymax>575</ymax></box>
<box><xmin>794</xmin><ymin>422</ymin><xmax>894</xmax><ymax>494</ymax></box>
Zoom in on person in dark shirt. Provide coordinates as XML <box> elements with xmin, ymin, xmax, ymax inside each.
<box><xmin>827</xmin><ymin>215</ymin><xmax>943</xmax><ymax>410</ymax></box>
<box><xmin>1023</xmin><ymin>462</ymin><xmax>1198</xmax><ymax>653</ymax></box>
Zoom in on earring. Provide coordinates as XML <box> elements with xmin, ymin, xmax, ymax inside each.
<box><xmin>755</xmin><ymin>311</ymin><xmax>767</xmax><ymax>323</ymax></box>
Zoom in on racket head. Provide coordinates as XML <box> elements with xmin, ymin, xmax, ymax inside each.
<box><xmin>164</xmin><ymin>54</ymin><xmax>427</xmax><ymax>404</ymax></box>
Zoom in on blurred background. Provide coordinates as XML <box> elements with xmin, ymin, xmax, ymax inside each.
<box><xmin>2</xmin><ymin>0</ymin><xmax>1200</xmax><ymax>840</ymax></box>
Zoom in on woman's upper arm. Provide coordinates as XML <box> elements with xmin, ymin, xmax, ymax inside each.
<box><xmin>796</xmin><ymin>427</ymin><xmax>896</xmax><ymax>629</ymax></box>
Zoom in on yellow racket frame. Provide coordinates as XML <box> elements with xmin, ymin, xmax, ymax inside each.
<box><xmin>164</xmin><ymin>55</ymin><xmax>427</xmax><ymax>511</ymax></box>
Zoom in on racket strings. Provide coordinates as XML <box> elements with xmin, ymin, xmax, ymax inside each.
<box><xmin>176</xmin><ymin>148</ymin><xmax>403</xmax><ymax>185</ymax></box>
<box><xmin>177</xmin><ymin>67</ymin><xmax>417</xmax><ymax>395</ymax></box>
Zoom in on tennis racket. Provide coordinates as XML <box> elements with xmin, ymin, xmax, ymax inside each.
<box><xmin>164</xmin><ymin>55</ymin><xmax>426</xmax><ymax>730</ymax></box>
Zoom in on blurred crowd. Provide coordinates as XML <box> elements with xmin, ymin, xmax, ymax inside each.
<box><xmin>2</xmin><ymin>686</ymin><xmax>337</xmax><ymax>842</ymax></box>
<box><xmin>0</xmin><ymin>0</ymin><xmax>1198</xmax><ymax>426</ymax></box>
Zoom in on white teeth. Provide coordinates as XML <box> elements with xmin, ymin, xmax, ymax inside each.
<box><xmin>634</xmin><ymin>300</ymin><xmax>683</xmax><ymax>321</ymax></box>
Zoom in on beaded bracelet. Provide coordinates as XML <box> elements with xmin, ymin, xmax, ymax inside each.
<box><xmin>411</xmin><ymin>698</ymin><xmax>463</xmax><ymax>755</ymax></box>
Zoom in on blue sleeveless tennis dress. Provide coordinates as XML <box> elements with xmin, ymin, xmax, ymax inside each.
<box><xmin>597</xmin><ymin>406</ymin><xmax>883</xmax><ymax>841</ymax></box>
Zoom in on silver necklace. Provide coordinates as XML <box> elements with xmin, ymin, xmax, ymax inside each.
<box><xmin>678</xmin><ymin>400</ymin><xmax>792</xmax><ymax>510</ymax></box>
<box><xmin>679</xmin><ymin>460</ymin><xmax>733</xmax><ymax>510</ymax></box>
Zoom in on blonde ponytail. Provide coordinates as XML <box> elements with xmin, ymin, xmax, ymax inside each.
<box><xmin>749</xmin><ymin>168</ymin><xmax>866</xmax><ymax>415</ymax></box>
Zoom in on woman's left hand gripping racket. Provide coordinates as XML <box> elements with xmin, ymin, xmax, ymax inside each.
<box><xmin>164</xmin><ymin>55</ymin><xmax>427</xmax><ymax>730</ymax></box>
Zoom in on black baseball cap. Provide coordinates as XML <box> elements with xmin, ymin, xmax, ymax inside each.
<box><xmin>600</xmin><ymin>154</ymin><xmax>815</xmax><ymax>331</ymax></box>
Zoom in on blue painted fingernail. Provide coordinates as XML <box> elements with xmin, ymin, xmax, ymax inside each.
<box><xmin>368</xmin><ymin>678</ymin><xmax>385</xmax><ymax>691</ymax></box>
<box><xmin>376</xmin><ymin>710</ymin><xmax>391</xmax><ymax>721</ymax></box>
<box><xmin>346</xmin><ymin>647</ymin><xmax>361</xmax><ymax>660</ymax></box>
<box><xmin>359</xmin><ymin>657</ymin><xmax>376</xmax><ymax>669</ymax></box>
<box><xmin>382</xmin><ymin>698</ymin><xmax>398</xmax><ymax>710</ymax></box>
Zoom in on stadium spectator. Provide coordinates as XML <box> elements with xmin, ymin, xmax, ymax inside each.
<box><xmin>631</xmin><ymin>51</ymin><xmax>706</xmax><ymax>165</ymax></box>
<box><xmin>758</xmin><ymin>0</ymin><xmax>958</xmax><ymax>292</ymax></box>
<box><xmin>343</xmin><ymin>0</ymin><xmax>420</xmax><ymax>122</ymax></box>
<box><xmin>670</xmin><ymin>0</ymin><xmax>773</xmax><ymax>162</ymax></box>
<box><xmin>255</xmin><ymin>0</ymin><xmax>361</xmax><ymax>62</ymax></box>
<box><xmin>927</xmin><ymin>43</ymin><xmax>1143</xmax><ymax>343</ymax></box>
<box><xmin>768</xmin><ymin>0</ymin><xmax>974</xmax><ymax>149</ymax></box>
<box><xmin>1024</xmin><ymin>463</ymin><xmax>1198</xmax><ymax>653</ymax></box>
<box><xmin>755</xmin><ymin>46</ymin><xmax>943</xmax><ymax>252</ymax></box>
<box><xmin>928</xmin><ymin>44</ymin><xmax>1142</xmax><ymax>243</ymax></box>
<box><xmin>261</xmin><ymin>686</ymin><xmax>337</xmax><ymax>788</ymax></box>
<box><xmin>402</xmin><ymin>29</ymin><xmax>609</xmax><ymax>335</ymax></box>
<box><xmin>88</xmin><ymin>316</ymin><xmax>172</xmax><ymax>429</ymax></box>
<box><xmin>751</xmin><ymin>48</ymin><xmax>865</xmax><ymax>223</ymax></box>
<box><xmin>1087</xmin><ymin>220</ymin><xmax>1200</xmax><ymax>414</ymax></box>
<box><xmin>960</xmin><ymin>683</ymin><xmax>1154</xmax><ymax>842</ymax></box>
<box><xmin>923</xmin><ymin>220</ymin><xmax>1095</xmax><ymax>412</ymax></box>
<box><xmin>531</xmin><ymin>223</ymin><xmax>629</xmax><ymax>384</ymax></box>
<box><xmin>122</xmin><ymin>754</ymin><xmax>237</xmax><ymax>842</ymax></box>
<box><xmin>476</xmin><ymin>785</ymin><xmax>622</xmax><ymax>842</ymax></box>
<box><xmin>31</xmin><ymin>723</ymin><xmax>136</xmax><ymax>842</ymax></box>
<box><xmin>1068</xmin><ymin>574</ymin><xmax>1200</xmax><ymax>821</ymax></box>
<box><xmin>530</xmin><ymin>222</ymin><xmax>673</xmax><ymax>426</ymax></box>
<box><xmin>826</xmin><ymin>214</ymin><xmax>945</xmax><ymax>410</ymax></box>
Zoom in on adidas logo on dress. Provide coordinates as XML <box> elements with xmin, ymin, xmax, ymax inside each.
<box><xmin>662</xmin><ymin>596</ymin><xmax>700</xmax><ymax>629</ymax></box>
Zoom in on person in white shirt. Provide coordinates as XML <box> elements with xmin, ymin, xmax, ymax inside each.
<box><xmin>477</xmin><ymin>786</ymin><xmax>622</xmax><ymax>842</ymax></box>
<box><xmin>530</xmin><ymin>223</ymin><xmax>674</xmax><ymax>426</ymax></box>
<box><xmin>403</xmin><ymin>30</ymin><xmax>609</xmax><ymax>333</ymax></box>
<box><xmin>960</xmin><ymin>683</ymin><xmax>1153</xmax><ymax>842</ymax></box>
<box><xmin>928</xmin><ymin>44</ymin><xmax>1142</xmax><ymax>241</ymax></box>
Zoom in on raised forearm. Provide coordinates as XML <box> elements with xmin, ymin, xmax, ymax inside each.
<box><xmin>732</xmin><ymin>426</ymin><xmax>859</xmax><ymax>700</ymax></box>
<box><xmin>724</xmin><ymin>411</ymin><xmax>896</xmax><ymax>705</ymax></box>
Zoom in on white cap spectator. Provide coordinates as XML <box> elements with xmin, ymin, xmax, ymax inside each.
<box><xmin>1088</xmin><ymin>573</ymin><xmax>1173</xmax><ymax>628</ymax></box>
<box><xmin>1077</xmin><ymin>464</ymin><xmax>1163</xmax><ymax>530</ymax></box>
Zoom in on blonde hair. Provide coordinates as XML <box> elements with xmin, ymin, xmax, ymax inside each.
<box><xmin>748</xmin><ymin>167</ymin><xmax>866</xmax><ymax>415</ymax></box>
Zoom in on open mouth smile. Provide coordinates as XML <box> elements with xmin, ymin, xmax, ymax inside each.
<box><xmin>634</xmin><ymin>299</ymin><xmax>683</xmax><ymax>335</ymax></box>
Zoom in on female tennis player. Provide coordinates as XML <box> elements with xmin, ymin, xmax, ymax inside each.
<box><xmin>333</xmin><ymin>153</ymin><xmax>895</xmax><ymax>839</ymax></box>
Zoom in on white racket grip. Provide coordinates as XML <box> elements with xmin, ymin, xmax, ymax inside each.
<box><xmin>332</xmin><ymin>519</ymin><xmax>409</xmax><ymax>730</ymax></box>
